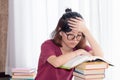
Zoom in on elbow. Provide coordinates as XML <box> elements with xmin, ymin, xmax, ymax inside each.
<box><xmin>47</xmin><ymin>56</ymin><xmax>64</xmax><ymax>68</ymax></box>
<box><xmin>52</xmin><ymin>60</ymin><xmax>63</xmax><ymax>68</ymax></box>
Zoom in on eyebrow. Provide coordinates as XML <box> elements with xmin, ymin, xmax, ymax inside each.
<box><xmin>67</xmin><ymin>31</ymin><xmax>82</xmax><ymax>34</ymax></box>
<box><xmin>78</xmin><ymin>31</ymin><xmax>82</xmax><ymax>33</ymax></box>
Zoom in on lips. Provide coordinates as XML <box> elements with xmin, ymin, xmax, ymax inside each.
<box><xmin>69</xmin><ymin>42</ymin><xmax>78</xmax><ymax>47</ymax></box>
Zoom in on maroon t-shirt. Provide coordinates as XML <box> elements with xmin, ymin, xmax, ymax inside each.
<box><xmin>35</xmin><ymin>39</ymin><xmax>91</xmax><ymax>80</ymax></box>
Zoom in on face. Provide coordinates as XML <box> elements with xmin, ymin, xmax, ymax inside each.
<box><xmin>60</xmin><ymin>30</ymin><xmax>83</xmax><ymax>48</ymax></box>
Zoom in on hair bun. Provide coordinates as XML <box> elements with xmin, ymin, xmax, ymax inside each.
<box><xmin>65</xmin><ymin>8</ymin><xmax>72</xmax><ymax>13</ymax></box>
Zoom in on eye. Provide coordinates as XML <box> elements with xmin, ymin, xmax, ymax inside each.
<box><xmin>67</xmin><ymin>34</ymin><xmax>74</xmax><ymax>36</ymax></box>
<box><xmin>77</xmin><ymin>34</ymin><xmax>82</xmax><ymax>37</ymax></box>
<box><xmin>67</xmin><ymin>34</ymin><xmax>74</xmax><ymax>38</ymax></box>
<box><xmin>67</xmin><ymin>34</ymin><xmax>75</xmax><ymax>40</ymax></box>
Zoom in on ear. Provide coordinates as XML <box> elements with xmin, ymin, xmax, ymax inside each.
<box><xmin>59</xmin><ymin>31</ymin><xmax>62</xmax><ymax>36</ymax></box>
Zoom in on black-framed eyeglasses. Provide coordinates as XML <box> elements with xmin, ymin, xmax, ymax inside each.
<box><xmin>65</xmin><ymin>32</ymin><xmax>82</xmax><ymax>41</ymax></box>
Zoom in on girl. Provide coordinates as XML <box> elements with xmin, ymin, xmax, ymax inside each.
<box><xmin>35</xmin><ymin>8</ymin><xmax>103</xmax><ymax>80</ymax></box>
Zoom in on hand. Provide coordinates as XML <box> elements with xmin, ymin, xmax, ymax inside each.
<box><xmin>67</xmin><ymin>17</ymin><xmax>88</xmax><ymax>33</ymax></box>
<box><xmin>75</xmin><ymin>49</ymin><xmax>92</xmax><ymax>56</ymax></box>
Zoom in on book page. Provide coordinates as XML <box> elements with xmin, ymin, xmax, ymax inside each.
<box><xmin>60</xmin><ymin>56</ymin><xmax>90</xmax><ymax>69</ymax></box>
<box><xmin>60</xmin><ymin>55</ymin><xmax>113</xmax><ymax>69</ymax></box>
<box><xmin>88</xmin><ymin>56</ymin><xmax>114</xmax><ymax>66</ymax></box>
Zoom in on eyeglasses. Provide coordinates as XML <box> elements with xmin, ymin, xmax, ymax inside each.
<box><xmin>65</xmin><ymin>33</ymin><xmax>82</xmax><ymax>41</ymax></box>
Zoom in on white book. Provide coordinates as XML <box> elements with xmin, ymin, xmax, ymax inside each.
<box><xmin>60</xmin><ymin>55</ymin><xmax>113</xmax><ymax>69</ymax></box>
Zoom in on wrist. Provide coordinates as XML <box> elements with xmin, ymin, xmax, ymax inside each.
<box><xmin>83</xmin><ymin>29</ymin><xmax>91</xmax><ymax>37</ymax></box>
<box><xmin>75</xmin><ymin>51</ymin><xmax>80</xmax><ymax>56</ymax></box>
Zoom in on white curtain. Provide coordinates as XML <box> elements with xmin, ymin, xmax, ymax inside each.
<box><xmin>6</xmin><ymin>0</ymin><xmax>120</xmax><ymax>80</ymax></box>
<box><xmin>6</xmin><ymin>0</ymin><xmax>47</xmax><ymax>74</ymax></box>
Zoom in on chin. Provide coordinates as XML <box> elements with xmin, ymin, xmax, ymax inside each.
<box><xmin>69</xmin><ymin>45</ymin><xmax>76</xmax><ymax>48</ymax></box>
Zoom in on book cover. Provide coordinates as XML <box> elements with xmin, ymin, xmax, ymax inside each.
<box><xmin>10</xmin><ymin>78</ymin><xmax>35</xmax><ymax>80</ymax></box>
<box><xmin>73</xmin><ymin>72</ymin><xmax>105</xmax><ymax>79</ymax></box>
<box><xmin>12</xmin><ymin>75</ymin><xmax>35</xmax><ymax>79</ymax></box>
<box><xmin>74</xmin><ymin>68</ymin><xmax>105</xmax><ymax>75</ymax></box>
<box><xmin>12</xmin><ymin>68</ymin><xmax>36</xmax><ymax>73</ymax></box>
<box><xmin>74</xmin><ymin>76</ymin><xmax>103</xmax><ymax>80</ymax></box>
<box><xmin>13</xmin><ymin>72</ymin><xmax>35</xmax><ymax>76</ymax></box>
<box><xmin>60</xmin><ymin>55</ymin><xmax>113</xmax><ymax>69</ymax></box>
<box><xmin>75</xmin><ymin>61</ymin><xmax>108</xmax><ymax>70</ymax></box>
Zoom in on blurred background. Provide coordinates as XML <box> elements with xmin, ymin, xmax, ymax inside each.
<box><xmin>0</xmin><ymin>0</ymin><xmax>120</xmax><ymax>80</ymax></box>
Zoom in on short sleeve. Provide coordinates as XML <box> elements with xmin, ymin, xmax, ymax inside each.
<box><xmin>84</xmin><ymin>45</ymin><xmax>92</xmax><ymax>52</ymax></box>
<box><xmin>40</xmin><ymin>40</ymin><xmax>56</xmax><ymax>63</ymax></box>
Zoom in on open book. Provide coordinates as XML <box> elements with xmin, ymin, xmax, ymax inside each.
<box><xmin>60</xmin><ymin>55</ymin><xmax>113</xmax><ymax>69</ymax></box>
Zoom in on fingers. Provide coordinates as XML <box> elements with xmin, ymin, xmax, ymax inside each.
<box><xmin>67</xmin><ymin>19</ymin><xmax>79</xmax><ymax>28</ymax></box>
<box><xmin>67</xmin><ymin>17</ymin><xmax>84</xmax><ymax>27</ymax></box>
<box><xmin>68</xmin><ymin>17</ymin><xmax>84</xmax><ymax>22</ymax></box>
<box><xmin>81</xmin><ymin>50</ymin><xmax>92</xmax><ymax>56</ymax></box>
<box><xmin>67</xmin><ymin>20</ymin><xmax>77</xmax><ymax>26</ymax></box>
<box><xmin>66</xmin><ymin>17</ymin><xmax>87</xmax><ymax>33</ymax></box>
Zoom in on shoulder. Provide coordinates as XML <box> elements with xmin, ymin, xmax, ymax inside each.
<box><xmin>42</xmin><ymin>39</ymin><xmax>54</xmax><ymax>45</ymax></box>
<box><xmin>41</xmin><ymin>39</ymin><xmax>57</xmax><ymax>48</ymax></box>
<box><xmin>84</xmin><ymin>45</ymin><xmax>92</xmax><ymax>52</ymax></box>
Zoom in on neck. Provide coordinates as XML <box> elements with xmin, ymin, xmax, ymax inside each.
<box><xmin>60</xmin><ymin>41</ymin><xmax>73</xmax><ymax>53</ymax></box>
<box><xmin>61</xmin><ymin>47</ymin><xmax>72</xmax><ymax>52</ymax></box>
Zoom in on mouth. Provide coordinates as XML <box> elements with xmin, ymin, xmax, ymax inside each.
<box><xmin>69</xmin><ymin>42</ymin><xmax>78</xmax><ymax>46</ymax></box>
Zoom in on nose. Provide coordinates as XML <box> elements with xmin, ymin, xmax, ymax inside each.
<box><xmin>73</xmin><ymin>36</ymin><xmax>78</xmax><ymax>41</ymax></box>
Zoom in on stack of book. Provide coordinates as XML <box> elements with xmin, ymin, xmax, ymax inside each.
<box><xmin>73</xmin><ymin>61</ymin><xmax>109</xmax><ymax>80</ymax></box>
<box><xmin>11</xmin><ymin>68</ymin><xmax>36</xmax><ymax>80</ymax></box>
<box><xmin>60</xmin><ymin>55</ymin><xmax>113</xmax><ymax>80</ymax></box>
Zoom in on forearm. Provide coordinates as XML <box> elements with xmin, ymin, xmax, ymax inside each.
<box><xmin>47</xmin><ymin>48</ymin><xmax>92</xmax><ymax>68</ymax></box>
<box><xmin>84</xmin><ymin>30</ymin><xmax>103</xmax><ymax>57</ymax></box>
<box><xmin>47</xmin><ymin>51</ymin><xmax>79</xmax><ymax>67</ymax></box>
<box><xmin>57</xmin><ymin>52</ymin><xmax>78</xmax><ymax>65</ymax></box>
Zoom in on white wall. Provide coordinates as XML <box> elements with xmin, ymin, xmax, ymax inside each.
<box><xmin>6</xmin><ymin>0</ymin><xmax>120</xmax><ymax>79</ymax></box>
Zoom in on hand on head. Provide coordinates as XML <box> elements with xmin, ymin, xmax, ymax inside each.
<box><xmin>67</xmin><ymin>17</ymin><xmax>88</xmax><ymax>34</ymax></box>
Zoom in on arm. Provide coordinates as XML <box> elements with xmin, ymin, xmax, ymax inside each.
<box><xmin>84</xmin><ymin>30</ymin><xmax>103</xmax><ymax>57</ymax></box>
<box><xmin>68</xmin><ymin>17</ymin><xmax>103</xmax><ymax>57</ymax></box>
<box><xmin>42</xmin><ymin>40</ymin><xmax>91</xmax><ymax>68</ymax></box>
<box><xmin>47</xmin><ymin>52</ymin><xmax>77</xmax><ymax>68</ymax></box>
<box><xmin>47</xmin><ymin>49</ymin><xmax>90</xmax><ymax>68</ymax></box>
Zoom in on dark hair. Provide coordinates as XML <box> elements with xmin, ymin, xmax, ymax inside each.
<box><xmin>51</xmin><ymin>8</ymin><xmax>87</xmax><ymax>49</ymax></box>
<box><xmin>61</xmin><ymin>8</ymin><xmax>83</xmax><ymax>32</ymax></box>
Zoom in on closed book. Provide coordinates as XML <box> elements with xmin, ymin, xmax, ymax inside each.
<box><xmin>10</xmin><ymin>78</ymin><xmax>35</xmax><ymax>80</ymax></box>
<box><xmin>73</xmin><ymin>72</ymin><xmax>105</xmax><ymax>79</ymax></box>
<box><xmin>12</xmin><ymin>75</ymin><xmax>35</xmax><ymax>79</ymax></box>
<box><xmin>74</xmin><ymin>76</ymin><xmax>103</xmax><ymax>80</ymax></box>
<box><xmin>13</xmin><ymin>72</ymin><xmax>36</xmax><ymax>76</ymax></box>
<box><xmin>76</xmin><ymin>61</ymin><xmax>108</xmax><ymax>70</ymax></box>
<box><xmin>12</xmin><ymin>68</ymin><xmax>36</xmax><ymax>73</ymax></box>
<box><xmin>74</xmin><ymin>68</ymin><xmax>105</xmax><ymax>75</ymax></box>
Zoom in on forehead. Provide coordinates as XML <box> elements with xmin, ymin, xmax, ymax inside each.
<box><xmin>67</xmin><ymin>30</ymin><xmax>82</xmax><ymax>34</ymax></box>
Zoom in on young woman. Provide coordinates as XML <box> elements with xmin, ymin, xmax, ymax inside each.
<box><xmin>35</xmin><ymin>8</ymin><xmax>103</xmax><ymax>80</ymax></box>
